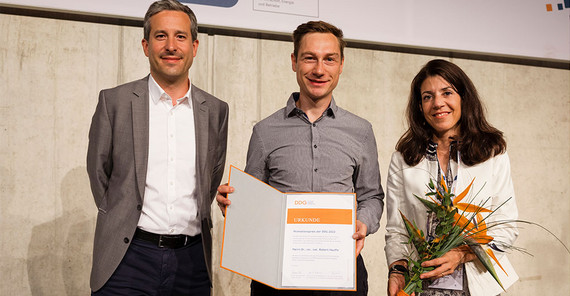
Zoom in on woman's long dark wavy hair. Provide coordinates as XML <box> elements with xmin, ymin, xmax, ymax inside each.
<box><xmin>396</xmin><ymin>59</ymin><xmax>506</xmax><ymax>166</ymax></box>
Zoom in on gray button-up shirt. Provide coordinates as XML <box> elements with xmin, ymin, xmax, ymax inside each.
<box><xmin>245</xmin><ymin>93</ymin><xmax>384</xmax><ymax>234</ymax></box>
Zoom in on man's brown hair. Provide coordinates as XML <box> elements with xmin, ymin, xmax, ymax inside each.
<box><xmin>292</xmin><ymin>21</ymin><xmax>346</xmax><ymax>59</ymax></box>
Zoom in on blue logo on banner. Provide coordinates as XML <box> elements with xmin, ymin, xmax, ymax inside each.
<box><xmin>180</xmin><ymin>0</ymin><xmax>238</xmax><ymax>8</ymax></box>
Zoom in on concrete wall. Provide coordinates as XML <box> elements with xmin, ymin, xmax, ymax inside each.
<box><xmin>1</xmin><ymin>13</ymin><xmax>569</xmax><ymax>295</ymax></box>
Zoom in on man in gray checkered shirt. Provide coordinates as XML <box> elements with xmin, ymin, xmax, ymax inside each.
<box><xmin>217</xmin><ymin>20</ymin><xmax>384</xmax><ymax>296</ymax></box>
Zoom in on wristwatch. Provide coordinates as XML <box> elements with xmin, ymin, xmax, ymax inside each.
<box><xmin>388</xmin><ymin>264</ymin><xmax>408</xmax><ymax>277</ymax></box>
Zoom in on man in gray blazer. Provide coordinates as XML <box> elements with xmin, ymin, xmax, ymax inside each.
<box><xmin>87</xmin><ymin>1</ymin><xmax>228</xmax><ymax>295</ymax></box>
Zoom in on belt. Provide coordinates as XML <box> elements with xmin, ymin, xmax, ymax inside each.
<box><xmin>134</xmin><ymin>228</ymin><xmax>201</xmax><ymax>249</ymax></box>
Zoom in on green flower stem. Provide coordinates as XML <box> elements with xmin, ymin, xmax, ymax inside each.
<box><xmin>403</xmin><ymin>272</ymin><xmax>420</xmax><ymax>294</ymax></box>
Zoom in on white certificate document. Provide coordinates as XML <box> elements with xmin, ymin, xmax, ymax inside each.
<box><xmin>281</xmin><ymin>194</ymin><xmax>355</xmax><ymax>289</ymax></box>
<box><xmin>220</xmin><ymin>166</ymin><xmax>356</xmax><ymax>291</ymax></box>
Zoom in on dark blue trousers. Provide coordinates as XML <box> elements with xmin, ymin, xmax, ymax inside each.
<box><xmin>92</xmin><ymin>236</ymin><xmax>210</xmax><ymax>296</ymax></box>
<box><xmin>251</xmin><ymin>254</ymin><xmax>368</xmax><ymax>296</ymax></box>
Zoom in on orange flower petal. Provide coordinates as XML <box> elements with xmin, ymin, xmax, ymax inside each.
<box><xmin>433</xmin><ymin>235</ymin><xmax>447</xmax><ymax>243</ymax></box>
<box><xmin>455</xmin><ymin>203</ymin><xmax>492</xmax><ymax>213</ymax></box>
<box><xmin>397</xmin><ymin>290</ymin><xmax>410</xmax><ymax>296</ymax></box>
<box><xmin>469</xmin><ymin>234</ymin><xmax>494</xmax><ymax>244</ymax></box>
<box><xmin>453</xmin><ymin>178</ymin><xmax>475</xmax><ymax>204</ymax></box>
<box><xmin>486</xmin><ymin>248</ymin><xmax>508</xmax><ymax>276</ymax></box>
<box><xmin>440</xmin><ymin>175</ymin><xmax>448</xmax><ymax>192</ymax></box>
<box><xmin>475</xmin><ymin>213</ymin><xmax>488</xmax><ymax>235</ymax></box>
<box><xmin>476</xmin><ymin>213</ymin><xmax>483</xmax><ymax>223</ymax></box>
<box><xmin>454</xmin><ymin>213</ymin><xmax>476</xmax><ymax>229</ymax></box>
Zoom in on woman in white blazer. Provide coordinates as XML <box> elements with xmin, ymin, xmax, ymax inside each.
<box><xmin>385</xmin><ymin>59</ymin><xmax>519</xmax><ymax>296</ymax></box>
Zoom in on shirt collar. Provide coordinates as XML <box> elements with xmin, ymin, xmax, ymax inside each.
<box><xmin>148</xmin><ymin>74</ymin><xmax>192</xmax><ymax>106</ymax></box>
<box><xmin>285</xmin><ymin>92</ymin><xmax>338</xmax><ymax>118</ymax></box>
<box><xmin>426</xmin><ymin>140</ymin><xmax>458</xmax><ymax>160</ymax></box>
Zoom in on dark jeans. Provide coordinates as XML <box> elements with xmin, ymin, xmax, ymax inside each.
<box><xmin>92</xmin><ymin>236</ymin><xmax>210</xmax><ymax>296</ymax></box>
<box><xmin>251</xmin><ymin>254</ymin><xmax>368</xmax><ymax>296</ymax></box>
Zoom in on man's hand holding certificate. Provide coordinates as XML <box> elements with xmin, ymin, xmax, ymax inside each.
<box><xmin>219</xmin><ymin>166</ymin><xmax>357</xmax><ymax>291</ymax></box>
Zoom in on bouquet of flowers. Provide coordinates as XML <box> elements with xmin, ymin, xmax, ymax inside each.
<box><xmin>397</xmin><ymin>177</ymin><xmax>509</xmax><ymax>296</ymax></box>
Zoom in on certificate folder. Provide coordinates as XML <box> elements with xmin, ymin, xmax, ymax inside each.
<box><xmin>220</xmin><ymin>165</ymin><xmax>356</xmax><ymax>291</ymax></box>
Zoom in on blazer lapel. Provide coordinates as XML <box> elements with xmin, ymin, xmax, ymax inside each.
<box><xmin>192</xmin><ymin>85</ymin><xmax>209</xmax><ymax>197</ymax></box>
<box><xmin>132</xmin><ymin>77</ymin><xmax>150</xmax><ymax>201</ymax></box>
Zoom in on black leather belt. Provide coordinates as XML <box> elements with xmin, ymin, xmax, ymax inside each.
<box><xmin>134</xmin><ymin>228</ymin><xmax>201</xmax><ymax>249</ymax></box>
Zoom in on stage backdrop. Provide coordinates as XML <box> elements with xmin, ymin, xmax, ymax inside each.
<box><xmin>1</xmin><ymin>0</ymin><xmax>569</xmax><ymax>62</ymax></box>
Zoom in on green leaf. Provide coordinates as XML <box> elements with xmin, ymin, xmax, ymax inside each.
<box><xmin>468</xmin><ymin>242</ymin><xmax>505</xmax><ymax>291</ymax></box>
<box><xmin>413</xmin><ymin>194</ymin><xmax>441</xmax><ymax>213</ymax></box>
<box><xmin>428</xmin><ymin>179</ymin><xmax>435</xmax><ymax>189</ymax></box>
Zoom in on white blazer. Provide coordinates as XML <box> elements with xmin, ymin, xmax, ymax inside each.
<box><xmin>384</xmin><ymin>151</ymin><xmax>519</xmax><ymax>296</ymax></box>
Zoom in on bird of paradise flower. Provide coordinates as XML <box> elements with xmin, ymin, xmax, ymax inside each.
<box><xmin>397</xmin><ymin>177</ymin><xmax>510</xmax><ymax>296</ymax></box>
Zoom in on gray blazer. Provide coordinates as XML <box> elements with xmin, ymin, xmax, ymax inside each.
<box><xmin>87</xmin><ymin>76</ymin><xmax>228</xmax><ymax>291</ymax></box>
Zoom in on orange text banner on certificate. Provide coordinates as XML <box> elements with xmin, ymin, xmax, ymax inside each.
<box><xmin>286</xmin><ymin>209</ymin><xmax>352</xmax><ymax>224</ymax></box>
<box><xmin>220</xmin><ymin>165</ymin><xmax>356</xmax><ymax>291</ymax></box>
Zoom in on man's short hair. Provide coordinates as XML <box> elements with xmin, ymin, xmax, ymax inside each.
<box><xmin>292</xmin><ymin>21</ymin><xmax>346</xmax><ymax>59</ymax></box>
<box><xmin>143</xmin><ymin>0</ymin><xmax>198</xmax><ymax>41</ymax></box>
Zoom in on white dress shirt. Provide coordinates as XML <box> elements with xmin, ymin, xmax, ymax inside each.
<box><xmin>138</xmin><ymin>75</ymin><xmax>200</xmax><ymax>236</ymax></box>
